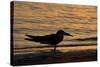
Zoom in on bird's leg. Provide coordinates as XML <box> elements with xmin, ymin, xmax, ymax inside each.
<box><xmin>53</xmin><ymin>44</ymin><xmax>57</xmax><ymax>57</ymax></box>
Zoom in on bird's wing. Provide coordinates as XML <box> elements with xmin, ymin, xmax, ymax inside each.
<box><xmin>25</xmin><ymin>34</ymin><xmax>41</xmax><ymax>38</ymax></box>
<box><xmin>25</xmin><ymin>34</ymin><xmax>56</xmax><ymax>44</ymax></box>
<box><xmin>26</xmin><ymin>34</ymin><xmax>56</xmax><ymax>38</ymax></box>
<box><xmin>42</xmin><ymin>34</ymin><xmax>56</xmax><ymax>38</ymax></box>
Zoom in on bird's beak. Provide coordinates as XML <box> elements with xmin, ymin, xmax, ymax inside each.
<box><xmin>64</xmin><ymin>32</ymin><xmax>73</xmax><ymax>37</ymax></box>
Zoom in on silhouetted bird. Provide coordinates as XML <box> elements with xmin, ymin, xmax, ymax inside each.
<box><xmin>25</xmin><ymin>30</ymin><xmax>73</xmax><ymax>56</ymax></box>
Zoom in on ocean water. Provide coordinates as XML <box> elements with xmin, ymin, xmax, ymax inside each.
<box><xmin>12</xmin><ymin>1</ymin><xmax>97</xmax><ymax>55</ymax></box>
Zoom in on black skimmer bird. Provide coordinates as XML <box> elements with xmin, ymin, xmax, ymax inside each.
<box><xmin>25</xmin><ymin>30</ymin><xmax>73</xmax><ymax>56</ymax></box>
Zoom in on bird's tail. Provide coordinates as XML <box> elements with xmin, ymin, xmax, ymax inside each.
<box><xmin>25</xmin><ymin>34</ymin><xmax>35</xmax><ymax>41</ymax></box>
<box><xmin>25</xmin><ymin>34</ymin><xmax>35</xmax><ymax>38</ymax></box>
<box><xmin>25</xmin><ymin>34</ymin><xmax>42</xmax><ymax>42</ymax></box>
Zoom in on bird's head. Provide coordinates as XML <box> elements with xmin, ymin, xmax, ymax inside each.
<box><xmin>56</xmin><ymin>30</ymin><xmax>73</xmax><ymax>36</ymax></box>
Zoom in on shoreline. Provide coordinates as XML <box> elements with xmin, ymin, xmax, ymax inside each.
<box><xmin>12</xmin><ymin>46</ymin><xmax>97</xmax><ymax>66</ymax></box>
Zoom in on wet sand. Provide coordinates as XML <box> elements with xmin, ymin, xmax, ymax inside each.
<box><xmin>12</xmin><ymin>45</ymin><xmax>97</xmax><ymax>66</ymax></box>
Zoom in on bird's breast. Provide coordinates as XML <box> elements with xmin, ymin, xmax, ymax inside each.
<box><xmin>48</xmin><ymin>35</ymin><xmax>64</xmax><ymax>45</ymax></box>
